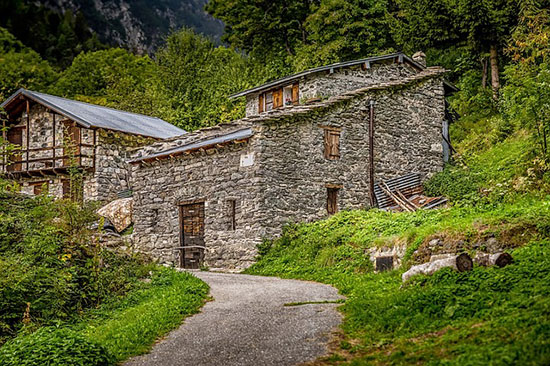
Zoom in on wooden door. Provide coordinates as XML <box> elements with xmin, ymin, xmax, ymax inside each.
<box><xmin>327</xmin><ymin>188</ymin><xmax>339</xmax><ymax>215</ymax></box>
<box><xmin>6</xmin><ymin>126</ymin><xmax>24</xmax><ymax>172</ymax></box>
<box><xmin>179</xmin><ymin>202</ymin><xmax>205</xmax><ymax>269</ymax></box>
<box><xmin>63</xmin><ymin>121</ymin><xmax>81</xmax><ymax>166</ymax></box>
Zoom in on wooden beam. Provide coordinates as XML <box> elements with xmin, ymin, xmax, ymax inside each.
<box><xmin>52</xmin><ymin>112</ymin><xmax>56</xmax><ymax>168</ymax></box>
<box><xmin>25</xmin><ymin>99</ymin><xmax>30</xmax><ymax>171</ymax></box>
<box><xmin>92</xmin><ymin>129</ymin><xmax>97</xmax><ymax>172</ymax></box>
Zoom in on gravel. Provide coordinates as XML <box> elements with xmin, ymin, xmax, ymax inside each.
<box><xmin>124</xmin><ymin>271</ymin><xmax>344</xmax><ymax>366</ymax></box>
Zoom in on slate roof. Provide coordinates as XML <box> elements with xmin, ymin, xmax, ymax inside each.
<box><xmin>131</xmin><ymin>66</ymin><xmax>445</xmax><ymax>164</ymax></box>
<box><xmin>1</xmin><ymin>89</ymin><xmax>186</xmax><ymax>139</ymax></box>
<box><xmin>229</xmin><ymin>52</ymin><xmax>457</xmax><ymax>99</ymax></box>
<box><xmin>238</xmin><ymin>66</ymin><xmax>447</xmax><ymax>123</ymax></box>
<box><xmin>130</xmin><ymin>127</ymin><xmax>253</xmax><ymax>163</ymax></box>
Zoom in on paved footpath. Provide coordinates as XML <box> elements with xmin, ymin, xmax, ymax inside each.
<box><xmin>125</xmin><ymin>271</ymin><xmax>343</xmax><ymax>366</ymax></box>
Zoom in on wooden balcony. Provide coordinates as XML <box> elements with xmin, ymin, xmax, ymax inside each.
<box><xmin>1</xmin><ymin>143</ymin><xmax>96</xmax><ymax>179</ymax></box>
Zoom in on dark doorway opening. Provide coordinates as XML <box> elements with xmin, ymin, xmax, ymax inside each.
<box><xmin>178</xmin><ymin>201</ymin><xmax>205</xmax><ymax>269</ymax></box>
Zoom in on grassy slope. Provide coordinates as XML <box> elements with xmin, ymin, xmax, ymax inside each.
<box><xmin>0</xmin><ymin>191</ymin><xmax>209</xmax><ymax>364</ymax></box>
<box><xmin>77</xmin><ymin>268</ymin><xmax>208</xmax><ymax>362</ymax></box>
<box><xmin>246</xmin><ymin>134</ymin><xmax>550</xmax><ymax>365</ymax></box>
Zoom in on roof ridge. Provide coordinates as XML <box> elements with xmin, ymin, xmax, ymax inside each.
<box><xmin>26</xmin><ymin>90</ymin><xmax>165</xmax><ymax>121</ymax></box>
<box><xmin>247</xmin><ymin>67</ymin><xmax>447</xmax><ymax>122</ymax></box>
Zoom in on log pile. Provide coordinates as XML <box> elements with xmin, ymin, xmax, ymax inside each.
<box><xmin>402</xmin><ymin>253</ymin><xmax>473</xmax><ymax>282</ymax></box>
<box><xmin>402</xmin><ymin>252</ymin><xmax>513</xmax><ymax>282</ymax></box>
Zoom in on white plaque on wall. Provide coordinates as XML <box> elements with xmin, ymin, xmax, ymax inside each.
<box><xmin>240</xmin><ymin>153</ymin><xmax>255</xmax><ymax>167</ymax></box>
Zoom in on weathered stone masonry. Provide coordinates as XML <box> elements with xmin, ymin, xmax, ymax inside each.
<box><xmin>131</xmin><ymin>69</ymin><xmax>447</xmax><ymax>270</ymax></box>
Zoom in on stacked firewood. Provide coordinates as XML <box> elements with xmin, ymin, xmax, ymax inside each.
<box><xmin>402</xmin><ymin>252</ymin><xmax>513</xmax><ymax>282</ymax></box>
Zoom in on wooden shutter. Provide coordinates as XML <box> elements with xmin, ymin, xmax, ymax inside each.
<box><xmin>323</xmin><ymin>128</ymin><xmax>341</xmax><ymax>160</ymax></box>
<box><xmin>327</xmin><ymin>188</ymin><xmax>339</xmax><ymax>215</ymax></box>
<box><xmin>291</xmin><ymin>84</ymin><xmax>299</xmax><ymax>105</ymax></box>
<box><xmin>273</xmin><ymin>88</ymin><xmax>283</xmax><ymax>109</ymax></box>
<box><xmin>6</xmin><ymin>126</ymin><xmax>24</xmax><ymax>172</ymax></box>
<box><xmin>62</xmin><ymin>121</ymin><xmax>81</xmax><ymax>166</ymax></box>
<box><xmin>259</xmin><ymin>94</ymin><xmax>264</xmax><ymax>113</ymax></box>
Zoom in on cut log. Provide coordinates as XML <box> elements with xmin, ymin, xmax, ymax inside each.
<box><xmin>402</xmin><ymin>253</ymin><xmax>473</xmax><ymax>282</ymax></box>
<box><xmin>474</xmin><ymin>252</ymin><xmax>513</xmax><ymax>268</ymax></box>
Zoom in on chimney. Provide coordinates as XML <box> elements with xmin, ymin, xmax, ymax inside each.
<box><xmin>412</xmin><ymin>51</ymin><xmax>426</xmax><ymax>67</ymax></box>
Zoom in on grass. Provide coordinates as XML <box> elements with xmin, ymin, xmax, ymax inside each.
<box><xmin>75</xmin><ymin>267</ymin><xmax>209</xmax><ymax>362</ymax></box>
<box><xmin>246</xmin><ymin>135</ymin><xmax>550</xmax><ymax>365</ymax></box>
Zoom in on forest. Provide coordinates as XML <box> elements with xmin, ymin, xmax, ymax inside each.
<box><xmin>0</xmin><ymin>0</ymin><xmax>547</xmax><ymax>143</ymax></box>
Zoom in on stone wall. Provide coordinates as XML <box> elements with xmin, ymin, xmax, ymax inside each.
<box><xmin>6</xmin><ymin>104</ymin><xmax>153</xmax><ymax>202</ymax></box>
<box><xmin>91</xmin><ymin>130</ymin><xmax>153</xmax><ymax>202</ymax></box>
<box><xmin>132</xmin><ymin>75</ymin><xmax>446</xmax><ymax>270</ymax></box>
<box><xmin>254</xmin><ymin>77</ymin><xmax>445</xmax><ymax>240</ymax></box>
<box><xmin>131</xmin><ymin>136</ymin><xmax>263</xmax><ymax>270</ymax></box>
<box><xmin>244</xmin><ymin>62</ymin><xmax>417</xmax><ymax>117</ymax></box>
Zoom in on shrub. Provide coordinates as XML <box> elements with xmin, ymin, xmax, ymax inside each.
<box><xmin>0</xmin><ymin>327</ymin><xmax>114</xmax><ymax>366</ymax></box>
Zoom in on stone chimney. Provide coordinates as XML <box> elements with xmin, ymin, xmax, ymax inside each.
<box><xmin>412</xmin><ymin>51</ymin><xmax>426</xmax><ymax>67</ymax></box>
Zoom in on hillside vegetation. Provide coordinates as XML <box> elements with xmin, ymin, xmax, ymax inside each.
<box><xmin>247</xmin><ymin>130</ymin><xmax>550</xmax><ymax>365</ymax></box>
<box><xmin>0</xmin><ymin>187</ymin><xmax>208</xmax><ymax>365</ymax></box>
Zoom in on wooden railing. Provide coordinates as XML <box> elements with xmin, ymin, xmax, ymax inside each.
<box><xmin>1</xmin><ymin>143</ymin><xmax>96</xmax><ymax>174</ymax></box>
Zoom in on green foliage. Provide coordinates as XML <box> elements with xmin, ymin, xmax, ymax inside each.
<box><xmin>154</xmin><ymin>28</ymin><xmax>260</xmax><ymax>130</ymax></box>
<box><xmin>0</xmin><ymin>190</ymin><xmax>155</xmax><ymax>343</ymax></box>
<box><xmin>0</xmin><ymin>28</ymin><xmax>57</xmax><ymax>100</ymax></box>
<box><xmin>206</xmin><ymin>0</ymin><xmax>316</xmax><ymax>73</ymax></box>
<box><xmin>292</xmin><ymin>0</ymin><xmax>395</xmax><ymax>71</ymax></box>
<box><xmin>0</xmin><ymin>327</ymin><xmax>114</xmax><ymax>366</ymax></box>
<box><xmin>79</xmin><ymin>268</ymin><xmax>208</xmax><ymax>361</ymax></box>
<box><xmin>0</xmin><ymin>0</ymin><xmax>105</xmax><ymax>68</ymax></box>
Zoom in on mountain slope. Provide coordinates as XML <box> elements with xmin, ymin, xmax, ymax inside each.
<box><xmin>1</xmin><ymin>0</ymin><xmax>223</xmax><ymax>56</ymax></box>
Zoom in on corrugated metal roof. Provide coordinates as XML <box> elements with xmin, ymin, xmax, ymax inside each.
<box><xmin>130</xmin><ymin>127</ymin><xmax>253</xmax><ymax>163</ymax></box>
<box><xmin>1</xmin><ymin>89</ymin><xmax>186</xmax><ymax>139</ymax></box>
<box><xmin>229</xmin><ymin>52</ymin><xmax>457</xmax><ymax>99</ymax></box>
<box><xmin>374</xmin><ymin>173</ymin><xmax>422</xmax><ymax>209</ymax></box>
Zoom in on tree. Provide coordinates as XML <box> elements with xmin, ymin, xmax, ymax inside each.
<box><xmin>292</xmin><ymin>0</ymin><xmax>395</xmax><ymax>71</ymax></box>
<box><xmin>154</xmin><ymin>29</ymin><xmax>260</xmax><ymax>130</ymax></box>
<box><xmin>206</xmin><ymin>0</ymin><xmax>318</xmax><ymax>77</ymax></box>
<box><xmin>391</xmin><ymin>0</ymin><xmax>519</xmax><ymax>97</ymax></box>
<box><xmin>501</xmin><ymin>1</ymin><xmax>550</xmax><ymax>159</ymax></box>
<box><xmin>0</xmin><ymin>28</ymin><xmax>57</xmax><ymax>100</ymax></box>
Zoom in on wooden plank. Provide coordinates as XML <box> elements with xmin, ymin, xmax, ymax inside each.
<box><xmin>259</xmin><ymin>93</ymin><xmax>264</xmax><ymax>113</ymax></box>
<box><xmin>291</xmin><ymin>84</ymin><xmax>299</xmax><ymax>105</ymax></box>
<box><xmin>26</xmin><ymin>100</ymin><xmax>29</xmax><ymax>171</ymax></box>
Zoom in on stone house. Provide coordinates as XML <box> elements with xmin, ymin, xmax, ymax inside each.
<box><xmin>129</xmin><ymin>52</ymin><xmax>456</xmax><ymax>271</ymax></box>
<box><xmin>1</xmin><ymin>89</ymin><xmax>185</xmax><ymax>201</ymax></box>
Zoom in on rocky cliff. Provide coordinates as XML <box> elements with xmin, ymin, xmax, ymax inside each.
<box><xmin>37</xmin><ymin>0</ymin><xmax>223</xmax><ymax>53</ymax></box>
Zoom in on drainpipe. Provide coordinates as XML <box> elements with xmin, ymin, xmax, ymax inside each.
<box><xmin>368</xmin><ymin>99</ymin><xmax>376</xmax><ymax>207</ymax></box>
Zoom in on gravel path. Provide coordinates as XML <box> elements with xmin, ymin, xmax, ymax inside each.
<box><xmin>124</xmin><ymin>271</ymin><xmax>343</xmax><ymax>366</ymax></box>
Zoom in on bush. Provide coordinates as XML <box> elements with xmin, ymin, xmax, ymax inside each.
<box><xmin>0</xmin><ymin>327</ymin><xmax>114</xmax><ymax>366</ymax></box>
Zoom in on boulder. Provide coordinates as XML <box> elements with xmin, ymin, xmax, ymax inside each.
<box><xmin>97</xmin><ymin>197</ymin><xmax>133</xmax><ymax>233</ymax></box>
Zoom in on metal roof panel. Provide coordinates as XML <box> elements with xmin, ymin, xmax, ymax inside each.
<box><xmin>2</xmin><ymin>89</ymin><xmax>186</xmax><ymax>139</ymax></box>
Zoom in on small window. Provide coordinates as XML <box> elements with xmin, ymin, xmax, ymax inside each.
<box><xmin>260</xmin><ymin>84</ymin><xmax>298</xmax><ymax>112</ymax></box>
<box><xmin>227</xmin><ymin>199</ymin><xmax>236</xmax><ymax>231</ymax></box>
<box><xmin>265</xmin><ymin>92</ymin><xmax>274</xmax><ymax>111</ymax></box>
<box><xmin>327</xmin><ymin>187</ymin><xmax>339</xmax><ymax>215</ymax></box>
<box><xmin>323</xmin><ymin>127</ymin><xmax>341</xmax><ymax>160</ymax></box>
<box><xmin>32</xmin><ymin>181</ymin><xmax>48</xmax><ymax>195</ymax></box>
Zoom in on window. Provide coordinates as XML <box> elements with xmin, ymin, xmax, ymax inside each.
<box><xmin>227</xmin><ymin>199</ymin><xmax>236</xmax><ymax>231</ymax></box>
<box><xmin>322</xmin><ymin>127</ymin><xmax>341</xmax><ymax>160</ymax></box>
<box><xmin>258</xmin><ymin>83</ymin><xmax>299</xmax><ymax>112</ymax></box>
<box><xmin>31</xmin><ymin>181</ymin><xmax>48</xmax><ymax>195</ymax></box>
<box><xmin>327</xmin><ymin>187</ymin><xmax>340</xmax><ymax>215</ymax></box>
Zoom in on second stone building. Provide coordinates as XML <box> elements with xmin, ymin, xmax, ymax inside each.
<box><xmin>130</xmin><ymin>53</ymin><xmax>453</xmax><ymax>271</ymax></box>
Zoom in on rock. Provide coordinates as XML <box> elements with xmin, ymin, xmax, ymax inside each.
<box><xmin>97</xmin><ymin>197</ymin><xmax>133</xmax><ymax>233</ymax></box>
